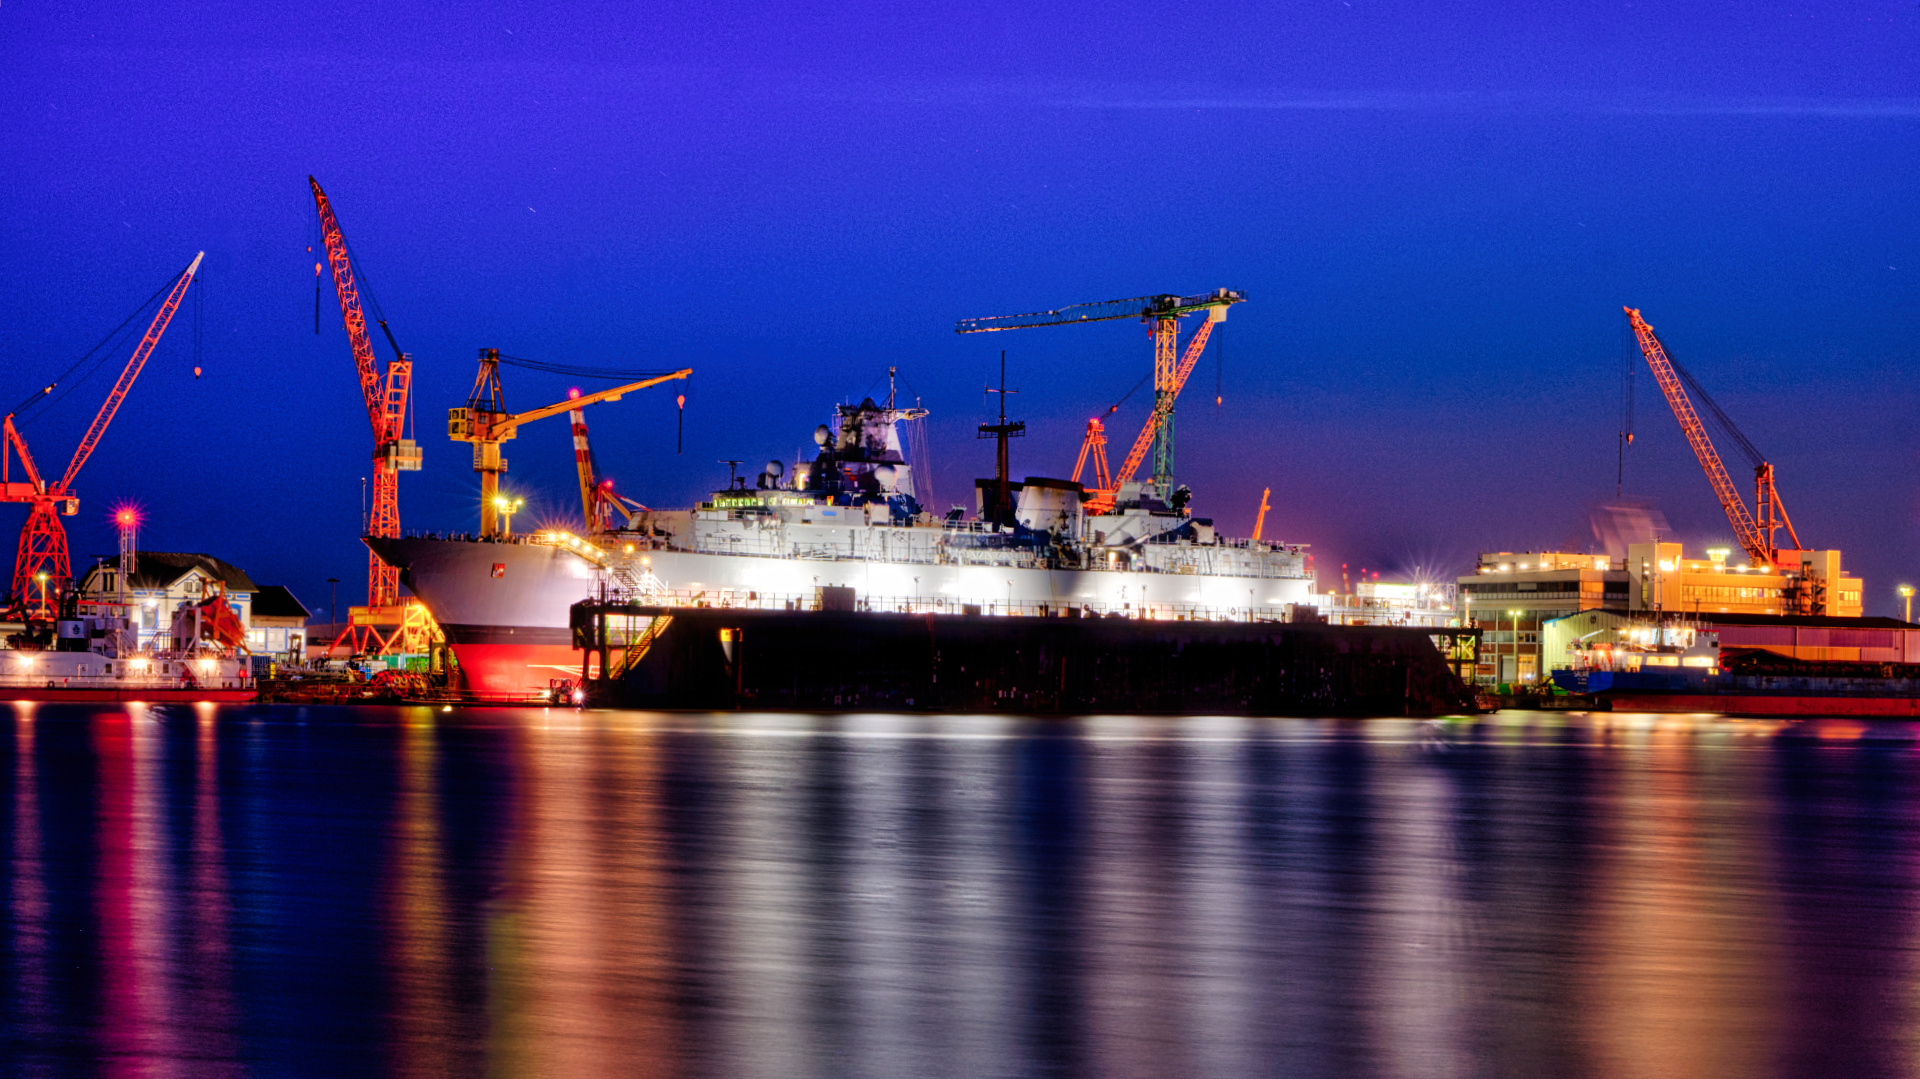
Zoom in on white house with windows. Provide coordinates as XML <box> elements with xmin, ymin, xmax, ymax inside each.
<box><xmin>76</xmin><ymin>552</ymin><xmax>257</xmax><ymax>649</ymax></box>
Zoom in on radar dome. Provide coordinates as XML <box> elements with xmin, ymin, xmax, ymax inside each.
<box><xmin>874</xmin><ymin>465</ymin><xmax>897</xmax><ymax>489</ymax></box>
<box><xmin>813</xmin><ymin>425</ymin><xmax>831</xmax><ymax>447</ymax></box>
<box><xmin>765</xmin><ymin>460</ymin><xmax>784</xmax><ymax>478</ymax></box>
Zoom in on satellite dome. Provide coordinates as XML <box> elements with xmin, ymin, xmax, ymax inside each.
<box><xmin>813</xmin><ymin>425</ymin><xmax>831</xmax><ymax>447</ymax></box>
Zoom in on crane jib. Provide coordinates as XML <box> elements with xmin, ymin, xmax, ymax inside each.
<box><xmin>954</xmin><ymin>289</ymin><xmax>1246</xmax><ymax>334</ymax></box>
<box><xmin>60</xmin><ymin>252</ymin><xmax>203</xmax><ymax>493</ymax></box>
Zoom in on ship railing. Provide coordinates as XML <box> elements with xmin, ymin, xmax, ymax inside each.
<box><xmin>590</xmin><ymin>586</ymin><xmax>1314</xmax><ymax>625</ymax></box>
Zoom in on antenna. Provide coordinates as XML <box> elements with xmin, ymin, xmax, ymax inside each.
<box><xmin>977</xmin><ymin>350</ymin><xmax>1025</xmax><ymax>527</ymax></box>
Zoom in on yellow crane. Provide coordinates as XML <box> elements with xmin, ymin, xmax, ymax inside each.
<box><xmin>448</xmin><ymin>349</ymin><xmax>689</xmax><ymax>537</ymax></box>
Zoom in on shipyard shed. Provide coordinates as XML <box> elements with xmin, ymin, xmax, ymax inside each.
<box><xmin>1697</xmin><ymin>613</ymin><xmax>1920</xmax><ymax>665</ymax></box>
<box><xmin>247</xmin><ymin>585</ymin><xmax>311</xmax><ymax>661</ymax></box>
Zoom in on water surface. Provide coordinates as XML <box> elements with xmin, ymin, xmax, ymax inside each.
<box><xmin>2</xmin><ymin>704</ymin><xmax>1916</xmax><ymax>1077</ymax></box>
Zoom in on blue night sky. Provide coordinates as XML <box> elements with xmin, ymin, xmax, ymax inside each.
<box><xmin>1</xmin><ymin>2</ymin><xmax>1915</xmax><ymax>617</ymax></box>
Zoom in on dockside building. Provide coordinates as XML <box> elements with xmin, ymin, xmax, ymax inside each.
<box><xmin>1460</xmin><ymin>542</ymin><xmax>1863</xmax><ymax>684</ymax></box>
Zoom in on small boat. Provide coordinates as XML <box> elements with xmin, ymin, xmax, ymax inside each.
<box><xmin>0</xmin><ymin>594</ymin><xmax>257</xmax><ymax>703</ymax></box>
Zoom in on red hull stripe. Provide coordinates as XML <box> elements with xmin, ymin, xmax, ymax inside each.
<box><xmin>0</xmin><ymin>689</ymin><xmax>257</xmax><ymax>703</ymax></box>
<box><xmin>448</xmin><ymin>641</ymin><xmax>589</xmax><ymax>699</ymax></box>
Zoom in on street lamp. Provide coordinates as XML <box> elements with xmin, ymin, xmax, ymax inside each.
<box><xmin>1901</xmin><ymin>584</ymin><xmax>1914</xmax><ymax>624</ymax></box>
<box><xmin>494</xmin><ymin>495</ymin><xmax>525</xmax><ymax>538</ymax></box>
<box><xmin>1507</xmin><ymin>609</ymin><xmax>1523</xmax><ymax>686</ymax></box>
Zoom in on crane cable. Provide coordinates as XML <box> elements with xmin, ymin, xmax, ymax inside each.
<box><xmin>496</xmin><ymin>354</ymin><xmax>676</xmax><ymax>381</ymax></box>
<box><xmin>10</xmin><ymin>264</ymin><xmax>185</xmax><ymax>420</ymax></box>
<box><xmin>1664</xmin><ymin>346</ymin><xmax>1766</xmax><ymax>470</ymax></box>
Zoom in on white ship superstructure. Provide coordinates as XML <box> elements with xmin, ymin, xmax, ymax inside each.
<box><xmin>374</xmin><ymin>393</ymin><xmax>1318</xmax><ymax>698</ymax></box>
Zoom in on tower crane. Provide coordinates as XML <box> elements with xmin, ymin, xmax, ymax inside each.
<box><xmin>448</xmin><ymin>349</ymin><xmax>689</xmax><ymax>538</ymax></box>
<box><xmin>309</xmin><ymin>177</ymin><xmax>421</xmax><ymax>613</ymax></box>
<box><xmin>1624</xmin><ymin>307</ymin><xmax>1802</xmax><ymax>567</ymax></box>
<box><xmin>957</xmin><ymin>289</ymin><xmax>1244</xmax><ymax>513</ymax></box>
<box><xmin>2</xmin><ymin>252</ymin><xmax>202</xmax><ymax>615</ymax></box>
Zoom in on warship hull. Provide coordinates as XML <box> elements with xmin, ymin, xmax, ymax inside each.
<box><xmin>371</xmin><ymin>534</ymin><xmax>1317</xmax><ymax>701</ymax></box>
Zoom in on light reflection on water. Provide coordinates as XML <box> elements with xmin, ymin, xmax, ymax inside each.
<box><xmin>3</xmin><ymin>705</ymin><xmax>1919</xmax><ymax>1076</ymax></box>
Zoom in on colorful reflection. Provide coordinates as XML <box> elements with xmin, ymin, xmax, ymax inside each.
<box><xmin>1</xmin><ymin>707</ymin><xmax>1920</xmax><ymax>1075</ymax></box>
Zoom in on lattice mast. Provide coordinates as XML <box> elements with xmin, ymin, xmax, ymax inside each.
<box><xmin>1</xmin><ymin>253</ymin><xmax>201</xmax><ymax>614</ymax></box>
<box><xmin>1624</xmin><ymin>306</ymin><xmax>1801</xmax><ymax>566</ymax></box>
<box><xmin>309</xmin><ymin>177</ymin><xmax>420</xmax><ymax>609</ymax></box>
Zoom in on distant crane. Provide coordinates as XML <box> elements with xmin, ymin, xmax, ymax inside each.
<box><xmin>1069</xmin><ymin>417</ymin><xmax>1112</xmax><ymax>494</ymax></box>
<box><xmin>448</xmin><ymin>349</ymin><xmax>689</xmax><ymax>538</ymax></box>
<box><xmin>1251</xmin><ymin>487</ymin><xmax>1271</xmax><ymax>542</ymax></box>
<box><xmin>1</xmin><ymin>253</ymin><xmax>202</xmax><ymax>615</ymax></box>
<box><xmin>1624</xmin><ymin>307</ymin><xmax>1802</xmax><ymax>567</ymax></box>
<box><xmin>957</xmin><ymin>289</ymin><xmax>1244</xmax><ymax>513</ymax></box>
<box><xmin>567</xmin><ymin>392</ymin><xmax>651</xmax><ymax>533</ymax></box>
<box><xmin>310</xmin><ymin>177</ymin><xmax>421</xmax><ymax>613</ymax></box>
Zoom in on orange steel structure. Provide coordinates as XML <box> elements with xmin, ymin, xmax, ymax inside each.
<box><xmin>957</xmin><ymin>290</ymin><xmax>1243</xmax><ymax>512</ymax></box>
<box><xmin>2</xmin><ymin>253</ymin><xmax>202</xmax><ymax>615</ymax></box>
<box><xmin>1625</xmin><ymin>306</ymin><xmax>1802</xmax><ymax>566</ymax></box>
<box><xmin>1070</xmin><ymin>417</ymin><xmax>1112</xmax><ymax>494</ymax></box>
<box><xmin>310</xmin><ymin>177</ymin><xmax>421</xmax><ymax>615</ymax></box>
<box><xmin>1252</xmin><ymin>487</ymin><xmax>1271</xmax><ymax>542</ymax></box>
<box><xmin>448</xmin><ymin>349</ymin><xmax>689</xmax><ymax>538</ymax></box>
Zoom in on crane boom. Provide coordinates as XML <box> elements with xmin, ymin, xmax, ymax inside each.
<box><xmin>310</xmin><ymin>177</ymin><xmax>388</xmax><ymax>435</ymax></box>
<box><xmin>311</xmin><ymin>177</ymin><xmax>419</xmax><ymax>612</ymax></box>
<box><xmin>502</xmin><ymin>374</ymin><xmax>686</xmax><ymax>432</ymax></box>
<box><xmin>4</xmin><ymin>252</ymin><xmax>200</xmax><ymax>613</ymax></box>
<box><xmin>1624</xmin><ymin>306</ymin><xmax>1771</xmax><ymax>564</ymax></box>
<box><xmin>955</xmin><ymin>290</ymin><xmax>1245</xmax><ymax>334</ymax></box>
<box><xmin>60</xmin><ymin>252</ymin><xmax>202</xmax><ymax>491</ymax></box>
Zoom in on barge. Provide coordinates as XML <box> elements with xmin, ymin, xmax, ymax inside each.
<box><xmin>571</xmin><ymin>601</ymin><xmax>1479</xmax><ymax>716</ymax></box>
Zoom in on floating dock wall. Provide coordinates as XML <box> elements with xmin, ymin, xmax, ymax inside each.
<box><xmin>573</xmin><ymin>605</ymin><xmax>1474</xmax><ymax>716</ymax></box>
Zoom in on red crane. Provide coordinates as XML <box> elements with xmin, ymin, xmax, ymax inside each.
<box><xmin>1</xmin><ymin>252</ymin><xmax>202</xmax><ymax>615</ymax></box>
<box><xmin>1625</xmin><ymin>306</ymin><xmax>1801</xmax><ymax>566</ymax></box>
<box><xmin>1070</xmin><ymin>417</ymin><xmax>1112</xmax><ymax>494</ymax></box>
<box><xmin>957</xmin><ymin>289</ymin><xmax>1244</xmax><ymax>513</ymax></box>
<box><xmin>310</xmin><ymin>177</ymin><xmax>421</xmax><ymax>614</ymax></box>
